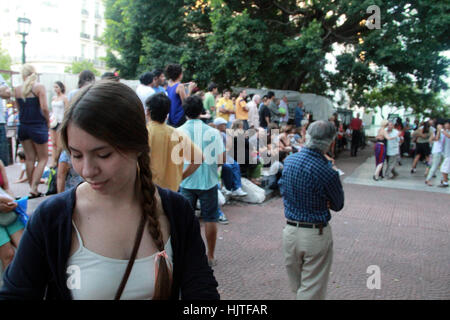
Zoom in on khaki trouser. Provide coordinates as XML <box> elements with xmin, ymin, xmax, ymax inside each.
<box><xmin>282</xmin><ymin>224</ymin><xmax>333</xmax><ymax>300</ymax></box>
<box><xmin>384</xmin><ymin>154</ymin><xmax>399</xmax><ymax>178</ymax></box>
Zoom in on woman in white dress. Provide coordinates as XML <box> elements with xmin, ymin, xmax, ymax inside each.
<box><xmin>50</xmin><ymin>81</ymin><xmax>69</xmax><ymax>167</ymax></box>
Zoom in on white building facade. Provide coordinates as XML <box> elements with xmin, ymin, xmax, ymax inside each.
<box><xmin>0</xmin><ymin>0</ymin><xmax>109</xmax><ymax>74</ymax></box>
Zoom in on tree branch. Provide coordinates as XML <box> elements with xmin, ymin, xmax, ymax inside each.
<box><xmin>271</xmin><ymin>1</ymin><xmax>309</xmax><ymax>16</ymax></box>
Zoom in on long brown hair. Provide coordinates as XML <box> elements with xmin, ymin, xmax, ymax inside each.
<box><xmin>60</xmin><ymin>80</ymin><xmax>172</xmax><ymax>299</ymax></box>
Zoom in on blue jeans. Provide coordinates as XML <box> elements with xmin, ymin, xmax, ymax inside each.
<box><xmin>221</xmin><ymin>161</ymin><xmax>242</xmax><ymax>191</ymax></box>
<box><xmin>180</xmin><ymin>185</ymin><xmax>219</xmax><ymax>222</ymax></box>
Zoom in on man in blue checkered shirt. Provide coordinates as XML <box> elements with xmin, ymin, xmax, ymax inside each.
<box><xmin>279</xmin><ymin>120</ymin><xmax>344</xmax><ymax>300</ymax></box>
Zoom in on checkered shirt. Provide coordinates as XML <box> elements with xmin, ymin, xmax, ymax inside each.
<box><xmin>279</xmin><ymin>148</ymin><xmax>344</xmax><ymax>224</ymax></box>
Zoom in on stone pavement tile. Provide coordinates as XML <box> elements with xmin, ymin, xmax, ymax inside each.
<box><xmin>201</xmin><ymin>198</ymin><xmax>294</xmax><ymax>300</ymax></box>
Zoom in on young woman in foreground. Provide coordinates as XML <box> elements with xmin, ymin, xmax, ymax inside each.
<box><xmin>0</xmin><ymin>81</ymin><xmax>219</xmax><ymax>300</ymax></box>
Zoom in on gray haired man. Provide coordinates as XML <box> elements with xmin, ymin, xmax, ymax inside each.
<box><xmin>279</xmin><ymin>120</ymin><xmax>345</xmax><ymax>299</ymax></box>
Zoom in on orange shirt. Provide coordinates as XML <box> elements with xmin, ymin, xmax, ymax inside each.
<box><xmin>235</xmin><ymin>97</ymin><xmax>248</xmax><ymax>120</ymax></box>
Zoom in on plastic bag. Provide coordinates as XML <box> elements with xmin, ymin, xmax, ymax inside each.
<box><xmin>14</xmin><ymin>196</ymin><xmax>29</xmax><ymax>226</ymax></box>
<box><xmin>218</xmin><ymin>189</ymin><xmax>226</xmax><ymax>206</ymax></box>
<box><xmin>240</xmin><ymin>178</ymin><xmax>266</xmax><ymax>204</ymax></box>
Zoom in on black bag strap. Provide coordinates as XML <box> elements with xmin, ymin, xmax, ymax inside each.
<box><xmin>114</xmin><ymin>213</ymin><xmax>148</xmax><ymax>300</ymax></box>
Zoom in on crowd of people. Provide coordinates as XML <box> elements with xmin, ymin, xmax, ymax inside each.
<box><xmin>372</xmin><ymin>117</ymin><xmax>450</xmax><ymax>187</ymax></box>
<box><xmin>0</xmin><ymin>63</ymin><xmax>344</xmax><ymax>300</ymax></box>
<box><xmin>0</xmin><ymin>62</ymin><xmax>447</xmax><ymax>300</ymax></box>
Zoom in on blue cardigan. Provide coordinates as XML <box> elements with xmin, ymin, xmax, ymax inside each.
<box><xmin>0</xmin><ymin>186</ymin><xmax>220</xmax><ymax>300</ymax></box>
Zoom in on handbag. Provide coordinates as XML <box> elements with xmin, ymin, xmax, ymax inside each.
<box><xmin>49</xmin><ymin>113</ymin><xmax>58</xmax><ymax>129</ymax></box>
<box><xmin>0</xmin><ymin>187</ymin><xmax>19</xmax><ymax>227</ymax></box>
<box><xmin>0</xmin><ymin>211</ymin><xmax>18</xmax><ymax>227</ymax></box>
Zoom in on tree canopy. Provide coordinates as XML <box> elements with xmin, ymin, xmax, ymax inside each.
<box><xmin>103</xmin><ymin>0</ymin><xmax>450</xmax><ymax>116</ymax></box>
<box><xmin>64</xmin><ymin>60</ymin><xmax>100</xmax><ymax>76</ymax></box>
<box><xmin>0</xmin><ymin>40</ymin><xmax>12</xmax><ymax>82</ymax></box>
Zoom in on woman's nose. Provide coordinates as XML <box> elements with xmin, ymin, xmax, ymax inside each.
<box><xmin>81</xmin><ymin>158</ymin><xmax>99</xmax><ymax>178</ymax></box>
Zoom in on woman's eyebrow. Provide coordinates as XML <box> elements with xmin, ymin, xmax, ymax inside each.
<box><xmin>68</xmin><ymin>145</ymin><xmax>110</xmax><ymax>153</ymax></box>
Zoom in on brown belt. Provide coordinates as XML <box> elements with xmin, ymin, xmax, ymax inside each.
<box><xmin>286</xmin><ymin>220</ymin><xmax>327</xmax><ymax>235</ymax></box>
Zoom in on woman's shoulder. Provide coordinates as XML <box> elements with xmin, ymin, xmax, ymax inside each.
<box><xmin>30</xmin><ymin>189</ymin><xmax>75</xmax><ymax>227</ymax></box>
<box><xmin>33</xmin><ymin>83</ymin><xmax>45</xmax><ymax>92</ymax></box>
<box><xmin>157</xmin><ymin>186</ymin><xmax>189</xmax><ymax>208</ymax></box>
<box><xmin>14</xmin><ymin>86</ymin><xmax>22</xmax><ymax>97</ymax></box>
<box><xmin>157</xmin><ymin>186</ymin><xmax>193</xmax><ymax>221</ymax></box>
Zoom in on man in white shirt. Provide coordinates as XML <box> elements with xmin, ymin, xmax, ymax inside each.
<box><xmin>384</xmin><ymin>121</ymin><xmax>401</xmax><ymax>179</ymax></box>
<box><xmin>136</xmin><ymin>71</ymin><xmax>155</xmax><ymax>113</ymax></box>
<box><xmin>247</xmin><ymin>94</ymin><xmax>260</xmax><ymax>130</ymax></box>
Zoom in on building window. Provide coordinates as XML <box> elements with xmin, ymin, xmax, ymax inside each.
<box><xmin>81</xmin><ymin>45</ymin><xmax>86</xmax><ymax>58</ymax></box>
<box><xmin>81</xmin><ymin>0</ymin><xmax>88</xmax><ymax>15</ymax></box>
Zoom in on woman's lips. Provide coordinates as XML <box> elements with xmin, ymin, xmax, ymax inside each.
<box><xmin>88</xmin><ymin>180</ymin><xmax>107</xmax><ymax>190</ymax></box>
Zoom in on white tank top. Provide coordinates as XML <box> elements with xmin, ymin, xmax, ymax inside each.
<box><xmin>51</xmin><ymin>99</ymin><xmax>65</xmax><ymax>123</ymax></box>
<box><xmin>67</xmin><ymin>220</ymin><xmax>173</xmax><ymax>300</ymax></box>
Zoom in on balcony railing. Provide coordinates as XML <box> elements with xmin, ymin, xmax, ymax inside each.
<box><xmin>80</xmin><ymin>32</ymin><xmax>90</xmax><ymax>39</ymax></box>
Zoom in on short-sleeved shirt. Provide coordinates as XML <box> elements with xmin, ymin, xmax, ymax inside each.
<box><xmin>259</xmin><ymin>104</ymin><xmax>271</xmax><ymax>128</ymax></box>
<box><xmin>216</xmin><ymin>97</ymin><xmax>234</xmax><ymax>122</ymax></box>
<box><xmin>203</xmin><ymin>92</ymin><xmax>216</xmax><ymax>118</ymax></box>
<box><xmin>136</xmin><ymin>84</ymin><xmax>155</xmax><ymax>111</ymax></box>
<box><xmin>147</xmin><ymin>121</ymin><xmax>202</xmax><ymax>192</ymax></box>
<box><xmin>67</xmin><ymin>89</ymin><xmax>80</xmax><ymax>103</ymax></box>
<box><xmin>386</xmin><ymin>129</ymin><xmax>400</xmax><ymax>156</ymax></box>
<box><xmin>153</xmin><ymin>86</ymin><xmax>167</xmax><ymax>95</ymax></box>
<box><xmin>247</xmin><ymin>101</ymin><xmax>259</xmax><ymax>129</ymax></box>
<box><xmin>235</xmin><ymin>97</ymin><xmax>248</xmax><ymax>120</ymax></box>
<box><xmin>295</xmin><ymin>107</ymin><xmax>304</xmax><ymax>127</ymax></box>
<box><xmin>268</xmin><ymin>101</ymin><xmax>280</xmax><ymax>123</ymax></box>
<box><xmin>178</xmin><ymin>119</ymin><xmax>224</xmax><ymax>190</ymax></box>
<box><xmin>58</xmin><ymin>151</ymin><xmax>84</xmax><ymax>190</ymax></box>
<box><xmin>350</xmin><ymin>118</ymin><xmax>363</xmax><ymax>131</ymax></box>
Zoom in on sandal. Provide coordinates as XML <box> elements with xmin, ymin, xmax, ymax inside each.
<box><xmin>29</xmin><ymin>192</ymin><xmax>44</xmax><ymax>199</ymax></box>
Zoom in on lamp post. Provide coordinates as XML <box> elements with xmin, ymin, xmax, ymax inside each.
<box><xmin>17</xmin><ymin>17</ymin><xmax>31</xmax><ymax>64</ymax></box>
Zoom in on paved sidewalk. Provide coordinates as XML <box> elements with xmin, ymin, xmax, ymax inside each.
<box><xmin>344</xmin><ymin>152</ymin><xmax>449</xmax><ymax>195</ymax></box>
<box><xmin>209</xmin><ymin>146</ymin><xmax>450</xmax><ymax>300</ymax></box>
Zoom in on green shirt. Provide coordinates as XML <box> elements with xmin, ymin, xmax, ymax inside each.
<box><xmin>203</xmin><ymin>92</ymin><xmax>216</xmax><ymax>118</ymax></box>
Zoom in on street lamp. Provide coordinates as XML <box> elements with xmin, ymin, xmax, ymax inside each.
<box><xmin>17</xmin><ymin>17</ymin><xmax>31</xmax><ymax>64</ymax></box>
